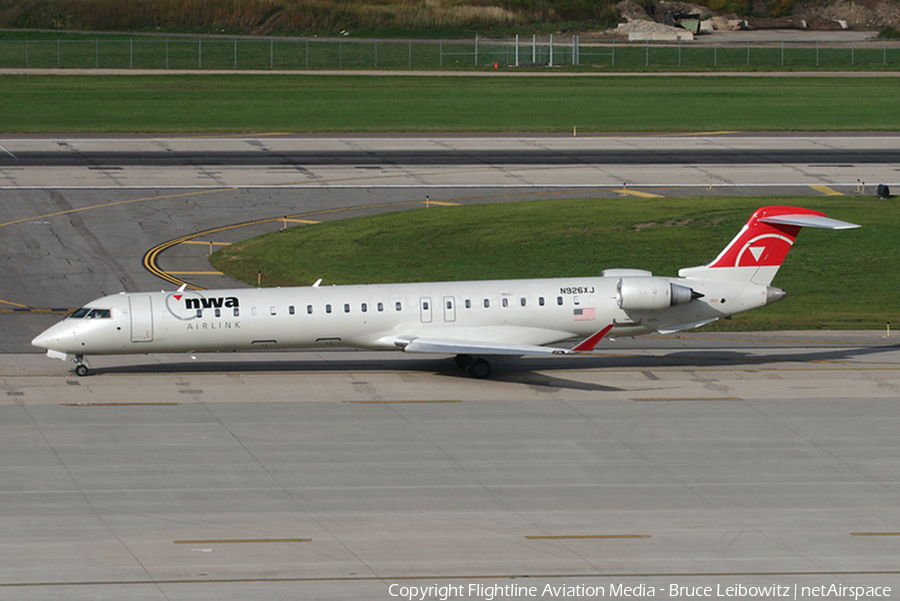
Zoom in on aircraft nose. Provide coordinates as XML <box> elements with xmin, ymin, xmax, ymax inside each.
<box><xmin>31</xmin><ymin>322</ymin><xmax>71</xmax><ymax>351</ymax></box>
<box><xmin>31</xmin><ymin>329</ymin><xmax>52</xmax><ymax>349</ymax></box>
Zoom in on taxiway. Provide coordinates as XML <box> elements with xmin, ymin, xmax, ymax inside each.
<box><xmin>1</xmin><ymin>134</ymin><xmax>899</xmax><ymax>600</ymax></box>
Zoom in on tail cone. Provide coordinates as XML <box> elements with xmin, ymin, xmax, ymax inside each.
<box><xmin>766</xmin><ymin>286</ymin><xmax>786</xmax><ymax>305</ymax></box>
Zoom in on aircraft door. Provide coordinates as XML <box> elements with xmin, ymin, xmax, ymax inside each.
<box><xmin>443</xmin><ymin>296</ymin><xmax>456</xmax><ymax>322</ymax></box>
<box><xmin>419</xmin><ymin>297</ymin><xmax>433</xmax><ymax>323</ymax></box>
<box><xmin>129</xmin><ymin>295</ymin><xmax>154</xmax><ymax>342</ymax></box>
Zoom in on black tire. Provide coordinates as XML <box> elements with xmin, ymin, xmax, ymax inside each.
<box><xmin>75</xmin><ymin>364</ymin><xmax>89</xmax><ymax>377</ymax></box>
<box><xmin>467</xmin><ymin>358</ymin><xmax>491</xmax><ymax>379</ymax></box>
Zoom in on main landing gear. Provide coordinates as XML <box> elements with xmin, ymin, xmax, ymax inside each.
<box><xmin>454</xmin><ymin>354</ymin><xmax>492</xmax><ymax>379</ymax></box>
<box><xmin>73</xmin><ymin>355</ymin><xmax>91</xmax><ymax>377</ymax></box>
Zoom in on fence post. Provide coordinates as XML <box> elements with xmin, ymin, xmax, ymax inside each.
<box><xmin>130</xmin><ymin>38</ymin><xmax>133</xmax><ymax>69</ymax></box>
<box><xmin>645</xmin><ymin>39</ymin><xmax>649</xmax><ymax>66</ymax></box>
<box><xmin>533</xmin><ymin>34</ymin><xmax>536</xmax><ymax>63</ymax></box>
<box><xmin>25</xmin><ymin>40</ymin><xmax>28</xmax><ymax>68</ymax></box>
<box><xmin>375</xmin><ymin>40</ymin><xmax>378</xmax><ymax>68</ymax></box>
<box><xmin>57</xmin><ymin>38</ymin><xmax>60</xmax><ymax>68</ymax></box>
<box><xmin>851</xmin><ymin>40</ymin><xmax>855</xmax><ymax>66</ymax></box>
<box><xmin>515</xmin><ymin>34</ymin><xmax>519</xmax><ymax>67</ymax></box>
<box><xmin>270</xmin><ymin>39</ymin><xmax>274</xmax><ymax>69</ymax></box>
<box><xmin>747</xmin><ymin>40</ymin><xmax>750</xmax><ymax>66</ymax></box>
<box><xmin>96</xmin><ymin>38</ymin><xmax>99</xmax><ymax>69</ymax></box>
<box><xmin>440</xmin><ymin>40</ymin><xmax>443</xmax><ymax>67</ymax></box>
<box><xmin>714</xmin><ymin>42</ymin><xmax>717</xmax><ymax>67</ymax></box>
<box><xmin>475</xmin><ymin>34</ymin><xmax>478</xmax><ymax>66</ymax></box>
<box><xmin>199</xmin><ymin>39</ymin><xmax>202</xmax><ymax>69</ymax></box>
<box><xmin>781</xmin><ymin>40</ymin><xmax>784</xmax><ymax>67</ymax></box>
<box><xmin>234</xmin><ymin>38</ymin><xmax>237</xmax><ymax>69</ymax></box>
<box><xmin>408</xmin><ymin>39</ymin><xmax>411</xmax><ymax>67</ymax></box>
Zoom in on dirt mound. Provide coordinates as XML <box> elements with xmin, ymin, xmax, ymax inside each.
<box><xmin>615</xmin><ymin>0</ymin><xmax>900</xmax><ymax>31</ymax></box>
<box><xmin>793</xmin><ymin>0</ymin><xmax>900</xmax><ymax>28</ymax></box>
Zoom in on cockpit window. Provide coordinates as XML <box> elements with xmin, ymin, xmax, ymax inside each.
<box><xmin>70</xmin><ymin>308</ymin><xmax>91</xmax><ymax>318</ymax></box>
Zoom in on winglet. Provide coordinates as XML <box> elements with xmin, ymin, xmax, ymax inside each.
<box><xmin>571</xmin><ymin>324</ymin><xmax>614</xmax><ymax>352</ymax></box>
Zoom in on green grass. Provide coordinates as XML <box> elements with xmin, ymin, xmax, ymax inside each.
<box><xmin>210</xmin><ymin>196</ymin><xmax>897</xmax><ymax>330</ymax></box>
<box><xmin>2</xmin><ymin>74</ymin><xmax>900</xmax><ymax>132</ymax></box>
<box><xmin>1</xmin><ymin>32</ymin><xmax>899</xmax><ymax>70</ymax></box>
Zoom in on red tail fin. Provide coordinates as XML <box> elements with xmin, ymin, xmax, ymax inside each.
<box><xmin>679</xmin><ymin>206</ymin><xmax>858</xmax><ymax>285</ymax></box>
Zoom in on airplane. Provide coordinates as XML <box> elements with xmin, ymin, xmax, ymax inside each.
<box><xmin>32</xmin><ymin>205</ymin><xmax>858</xmax><ymax>379</ymax></box>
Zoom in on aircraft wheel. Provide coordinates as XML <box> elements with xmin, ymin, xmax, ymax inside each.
<box><xmin>467</xmin><ymin>358</ymin><xmax>492</xmax><ymax>379</ymax></box>
<box><xmin>75</xmin><ymin>364</ymin><xmax>90</xmax><ymax>377</ymax></box>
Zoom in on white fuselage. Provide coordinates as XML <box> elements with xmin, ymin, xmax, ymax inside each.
<box><xmin>31</xmin><ymin>205</ymin><xmax>860</xmax><ymax>377</ymax></box>
<box><xmin>32</xmin><ymin>274</ymin><xmax>771</xmax><ymax>357</ymax></box>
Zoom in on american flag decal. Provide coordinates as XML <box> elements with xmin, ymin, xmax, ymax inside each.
<box><xmin>574</xmin><ymin>308</ymin><xmax>596</xmax><ymax>321</ymax></box>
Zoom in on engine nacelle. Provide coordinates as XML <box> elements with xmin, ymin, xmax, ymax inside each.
<box><xmin>616</xmin><ymin>277</ymin><xmax>697</xmax><ymax>311</ymax></box>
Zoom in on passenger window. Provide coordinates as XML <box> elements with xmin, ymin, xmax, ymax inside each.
<box><xmin>251</xmin><ymin>307</ymin><xmax>258</xmax><ymax>316</ymax></box>
<box><xmin>326</xmin><ymin>304</ymin><xmax>332</xmax><ymax>314</ymax></box>
<box><xmin>233</xmin><ymin>308</ymin><xmax>240</xmax><ymax>317</ymax></box>
<box><xmin>307</xmin><ymin>305</ymin><xmax>313</xmax><ymax>314</ymax></box>
<box><xmin>520</xmin><ymin>297</ymin><xmax>526</xmax><ymax>307</ymax></box>
<box><xmin>574</xmin><ymin>296</ymin><xmax>580</xmax><ymax>306</ymax></box>
<box><xmin>270</xmin><ymin>306</ymin><xmax>277</xmax><ymax>315</ymax></box>
<box><xmin>361</xmin><ymin>303</ymin><xmax>367</xmax><ymax>312</ymax></box>
<box><xmin>422</xmin><ymin>301</ymin><xmax>429</xmax><ymax>310</ymax></box>
<box><xmin>557</xmin><ymin>296</ymin><xmax>563</xmax><ymax>306</ymax></box>
<box><xmin>465</xmin><ymin>299</ymin><xmax>471</xmax><ymax>309</ymax></box>
<box><xmin>395</xmin><ymin>302</ymin><xmax>402</xmax><ymax>311</ymax></box>
<box><xmin>289</xmin><ymin>305</ymin><xmax>295</xmax><ymax>315</ymax></box>
<box><xmin>539</xmin><ymin>297</ymin><xmax>545</xmax><ymax>306</ymax></box>
<box><xmin>484</xmin><ymin>299</ymin><xmax>490</xmax><ymax>308</ymax></box>
<box><xmin>502</xmin><ymin>298</ymin><xmax>509</xmax><ymax>308</ymax></box>
<box><xmin>344</xmin><ymin>303</ymin><xmax>350</xmax><ymax>313</ymax></box>
<box><xmin>196</xmin><ymin>309</ymin><xmax>203</xmax><ymax>318</ymax></box>
<box><xmin>377</xmin><ymin>302</ymin><xmax>384</xmax><ymax>312</ymax></box>
<box><xmin>215</xmin><ymin>308</ymin><xmax>221</xmax><ymax>318</ymax></box>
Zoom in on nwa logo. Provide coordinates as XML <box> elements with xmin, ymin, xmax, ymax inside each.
<box><xmin>166</xmin><ymin>291</ymin><xmax>240</xmax><ymax>320</ymax></box>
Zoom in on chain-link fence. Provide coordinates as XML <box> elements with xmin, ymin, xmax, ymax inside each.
<box><xmin>1</xmin><ymin>36</ymin><xmax>898</xmax><ymax>70</ymax></box>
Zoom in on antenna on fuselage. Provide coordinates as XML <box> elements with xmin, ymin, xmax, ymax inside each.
<box><xmin>312</xmin><ymin>279</ymin><xmax>322</xmax><ymax>288</ymax></box>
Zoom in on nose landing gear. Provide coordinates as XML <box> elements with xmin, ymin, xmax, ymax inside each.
<box><xmin>73</xmin><ymin>355</ymin><xmax>91</xmax><ymax>377</ymax></box>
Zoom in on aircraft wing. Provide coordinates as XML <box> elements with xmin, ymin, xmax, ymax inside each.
<box><xmin>400</xmin><ymin>325</ymin><xmax>614</xmax><ymax>356</ymax></box>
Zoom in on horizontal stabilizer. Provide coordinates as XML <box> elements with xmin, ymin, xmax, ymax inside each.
<box><xmin>758</xmin><ymin>214</ymin><xmax>860</xmax><ymax>230</ymax></box>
